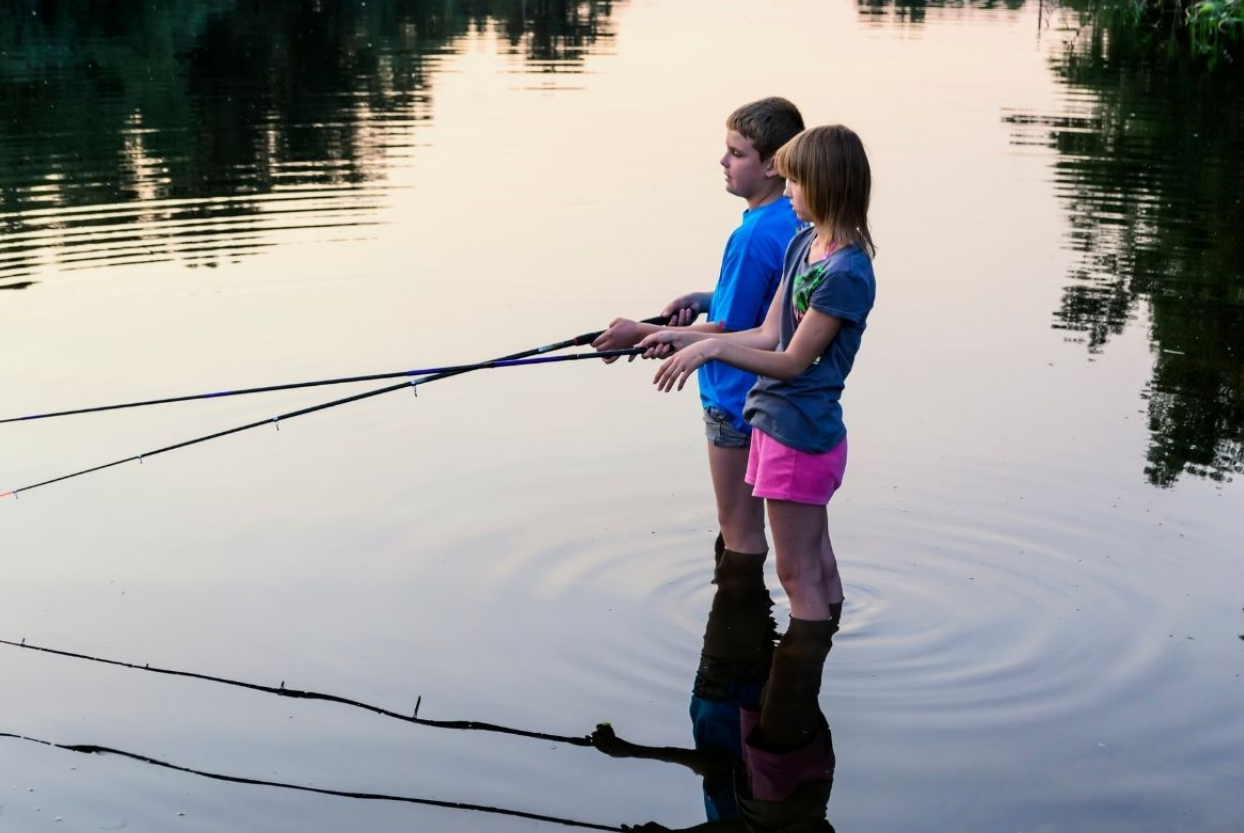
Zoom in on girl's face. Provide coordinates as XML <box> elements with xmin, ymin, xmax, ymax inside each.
<box><xmin>785</xmin><ymin>179</ymin><xmax>811</xmax><ymax>223</ymax></box>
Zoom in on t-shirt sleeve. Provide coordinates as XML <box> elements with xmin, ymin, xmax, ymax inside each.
<box><xmin>713</xmin><ymin>237</ymin><xmax>782</xmax><ymax>331</ymax></box>
<box><xmin>810</xmin><ymin>264</ymin><xmax>874</xmax><ymax>325</ymax></box>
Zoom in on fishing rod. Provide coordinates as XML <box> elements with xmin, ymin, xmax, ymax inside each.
<box><xmin>0</xmin><ymin>732</ymin><xmax>623</xmax><ymax>831</ymax></box>
<box><xmin>0</xmin><ymin>316</ymin><xmax>670</xmax><ymax>424</ymax></box>
<box><xmin>0</xmin><ymin>346</ymin><xmax>645</xmax><ymax>500</ymax></box>
<box><xmin>0</xmin><ymin>637</ymin><xmax>591</xmax><ymax>747</ymax></box>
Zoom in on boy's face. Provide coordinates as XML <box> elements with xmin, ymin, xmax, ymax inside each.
<box><xmin>720</xmin><ymin>129</ymin><xmax>776</xmax><ymax>203</ymax></box>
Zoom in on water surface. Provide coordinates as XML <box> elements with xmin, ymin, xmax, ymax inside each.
<box><xmin>2</xmin><ymin>1</ymin><xmax>1242</xmax><ymax>831</ymax></box>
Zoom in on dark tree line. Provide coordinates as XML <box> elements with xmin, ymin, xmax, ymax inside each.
<box><xmin>0</xmin><ymin>0</ymin><xmax>616</xmax><ymax>279</ymax></box>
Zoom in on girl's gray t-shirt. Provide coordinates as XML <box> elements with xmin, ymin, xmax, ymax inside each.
<box><xmin>743</xmin><ymin>226</ymin><xmax>876</xmax><ymax>454</ymax></box>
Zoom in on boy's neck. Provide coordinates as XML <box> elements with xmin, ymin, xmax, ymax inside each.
<box><xmin>745</xmin><ymin>179</ymin><xmax>786</xmax><ymax>211</ymax></box>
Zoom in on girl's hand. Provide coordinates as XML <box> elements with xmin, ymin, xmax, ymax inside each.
<box><xmin>637</xmin><ymin>329</ymin><xmax>687</xmax><ymax>360</ymax></box>
<box><xmin>652</xmin><ymin>340</ymin><xmax>717</xmax><ymax>392</ymax></box>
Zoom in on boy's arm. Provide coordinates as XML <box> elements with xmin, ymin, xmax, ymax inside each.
<box><xmin>592</xmin><ymin>724</ymin><xmax>733</xmax><ymax>779</ymax></box>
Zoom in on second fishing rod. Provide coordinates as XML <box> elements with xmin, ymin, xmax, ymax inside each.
<box><xmin>0</xmin><ymin>316</ymin><xmax>670</xmax><ymax>424</ymax></box>
<box><xmin>1</xmin><ymin>317</ymin><xmax>668</xmax><ymax>500</ymax></box>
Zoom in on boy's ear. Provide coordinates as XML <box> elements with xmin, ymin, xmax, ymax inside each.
<box><xmin>763</xmin><ymin>156</ymin><xmax>779</xmax><ymax>179</ymax></box>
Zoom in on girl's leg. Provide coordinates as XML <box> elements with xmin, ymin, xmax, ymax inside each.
<box><xmin>767</xmin><ymin>499</ymin><xmax>837</xmax><ymax>621</ymax></box>
<box><xmin>754</xmin><ymin>616</ymin><xmax>835</xmax><ymax>752</ymax></box>
<box><xmin>708</xmin><ymin>443</ymin><xmax>768</xmax><ymax>555</ymax></box>
<box><xmin>822</xmin><ymin>530</ymin><xmax>844</xmax><ymax>607</ymax></box>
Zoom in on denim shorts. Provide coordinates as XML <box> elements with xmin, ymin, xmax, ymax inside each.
<box><xmin>703</xmin><ymin>406</ymin><xmax>751</xmax><ymax>449</ymax></box>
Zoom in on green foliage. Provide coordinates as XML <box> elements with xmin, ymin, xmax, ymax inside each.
<box><xmin>1068</xmin><ymin>0</ymin><xmax>1244</xmax><ymax>66</ymax></box>
<box><xmin>1023</xmin><ymin>9</ymin><xmax>1244</xmax><ymax>486</ymax></box>
<box><xmin>0</xmin><ymin>1</ymin><xmax>616</xmax><ymax>276</ymax></box>
<box><xmin>1186</xmin><ymin>0</ymin><xmax>1244</xmax><ymax>64</ymax></box>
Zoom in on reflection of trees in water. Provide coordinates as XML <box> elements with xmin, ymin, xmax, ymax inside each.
<box><xmin>1005</xmin><ymin>19</ymin><xmax>1244</xmax><ymax>487</ymax></box>
<box><xmin>0</xmin><ymin>0</ymin><xmax>617</xmax><ymax>280</ymax></box>
<box><xmin>856</xmin><ymin>0</ymin><xmax>1025</xmax><ymax>26</ymax></box>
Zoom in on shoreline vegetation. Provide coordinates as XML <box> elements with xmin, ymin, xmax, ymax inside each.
<box><xmin>1080</xmin><ymin>0</ymin><xmax>1243</xmax><ymax>66</ymax></box>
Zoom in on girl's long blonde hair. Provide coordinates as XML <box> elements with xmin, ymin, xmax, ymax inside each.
<box><xmin>775</xmin><ymin>125</ymin><xmax>876</xmax><ymax>258</ymax></box>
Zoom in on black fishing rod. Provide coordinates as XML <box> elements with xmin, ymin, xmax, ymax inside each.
<box><xmin>0</xmin><ymin>345</ymin><xmax>646</xmax><ymax>500</ymax></box>
<box><xmin>0</xmin><ymin>732</ymin><xmax>623</xmax><ymax>831</ymax></box>
<box><xmin>0</xmin><ymin>637</ymin><xmax>591</xmax><ymax>747</ymax></box>
<box><xmin>0</xmin><ymin>316</ymin><xmax>669</xmax><ymax>424</ymax></box>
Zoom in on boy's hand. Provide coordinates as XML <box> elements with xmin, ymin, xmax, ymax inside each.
<box><xmin>591</xmin><ymin>722</ymin><xmax>634</xmax><ymax>757</ymax></box>
<box><xmin>661</xmin><ymin>292</ymin><xmax>708</xmax><ymax>327</ymax></box>
<box><xmin>592</xmin><ymin>318</ymin><xmax>646</xmax><ymax>363</ymax></box>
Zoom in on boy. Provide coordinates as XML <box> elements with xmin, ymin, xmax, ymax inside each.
<box><xmin>594</xmin><ymin>97</ymin><xmax>804</xmax><ymax>566</ymax></box>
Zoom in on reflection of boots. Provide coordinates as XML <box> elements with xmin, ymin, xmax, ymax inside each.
<box><xmin>755</xmin><ymin>617</ymin><xmax>835</xmax><ymax>753</ymax></box>
<box><xmin>711</xmin><ymin>532</ymin><xmax>725</xmax><ymax>582</ymax></box>
<box><xmin>696</xmin><ymin>548</ymin><xmax>776</xmax><ymax>701</ymax></box>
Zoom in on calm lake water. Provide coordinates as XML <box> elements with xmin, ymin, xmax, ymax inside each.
<box><xmin>2</xmin><ymin>1</ymin><xmax>1242</xmax><ymax>831</ymax></box>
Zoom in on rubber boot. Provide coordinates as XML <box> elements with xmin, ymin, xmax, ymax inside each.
<box><xmin>754</xmin><ymin>616</ymin><xmax>836</xmax><ymax>753</ymax></box>
<box><xmin>710</xmin><ymin>532</ymin><xmax>725</xmax><ymax>582</ymax></box>
<box><xmin>695</xmin><ymin>547</ymin><xmax>776</xmax><ymax>701</ymax></box>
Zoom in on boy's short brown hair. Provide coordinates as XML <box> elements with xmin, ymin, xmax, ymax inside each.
<box><xmin>726</xmin><ymin>97</ymin><xmax>805</xmax><ymax>161</ymax></box>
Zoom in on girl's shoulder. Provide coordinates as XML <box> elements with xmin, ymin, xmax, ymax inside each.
<box><xmin>781</xmin><ymin>225</ymin><xmax>818</xmax><ymax>270</ymax></box>
<box><xmin>826</xmin><ymin>244</ymin><xmax>875</xmax><ymax>281</ymax></box>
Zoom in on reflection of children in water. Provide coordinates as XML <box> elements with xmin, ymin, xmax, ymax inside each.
<box><xmin>592</xmin><ymin>549</ymin><xmax>839</xmax><ymax>832</ymax></box>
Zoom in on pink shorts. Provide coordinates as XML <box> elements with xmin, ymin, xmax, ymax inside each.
<box><xmin>739</xmin><ymin>705</ymin><xmax>835</xmax><ymax>802</ymax></box>
<box><xmin>745</xmin><ymin>429</ymin><xmax>847</xmax><ymax>506</ymax></box>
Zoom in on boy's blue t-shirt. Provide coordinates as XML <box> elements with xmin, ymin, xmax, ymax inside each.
<box><xmin>745</xmin><ymin>227</ymin><xmax>876</xmax><ymax>454</ymax></box>
<box><xmin>700</xmin><ymin>196</ymin><xmax>802</xmax><ymax>432</ymax></box>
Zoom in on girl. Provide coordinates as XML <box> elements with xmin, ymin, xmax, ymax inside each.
<box><xmin>638</xmin><ymin>124</ymin><xmax>876</xmax><ymax>627</ymax></box>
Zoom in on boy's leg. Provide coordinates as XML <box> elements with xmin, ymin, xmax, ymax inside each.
<box><xmin>708</xmin><ymin>442</ymin><xmax>767</xmax><ymax>555</ymax></box>
<box><xmin>767</xmin><ymin>499</ymin><xmax>838</xmax><ymax>621</ymax></box>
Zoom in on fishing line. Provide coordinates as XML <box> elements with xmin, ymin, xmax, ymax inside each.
<box><xmin>0</xmin><ymin>637</ymin><xmax>590</xmax><ymax>747</ymax></box>
<box><xmin>0</xmin><ymin>316</ymin><xmax>669</xmax><ymax>424</ymax></box>
<box><xmin>0</xmin><ymin>732</ymin><xmax>623</xmax><ymax>831</ymax></box>
<box><xmin>0</xmin><ymin>347</ymin><xmax>644</xmax><ymax>500</ymax></box>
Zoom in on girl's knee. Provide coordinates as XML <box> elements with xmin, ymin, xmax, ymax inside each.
<box><xmin>775</xmin><ymin>553</ymin><xmax>824</xmax><ymax>588</ymax></box>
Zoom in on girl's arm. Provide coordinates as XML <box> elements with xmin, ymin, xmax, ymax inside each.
<box><xmin>637</xmin><ymin>280</ymin><xmax>786</xmax><ymax>357</ymax></box>
<box><xmin>592</xmin><ymin>317</ymin><xmax>740</xmax><ymax>353</ymax></box>
<box><xmin>648</xmin><ymin>307</ymin><xmax>842</xmax><ymax>393</ymax></box>
<box><xmin>622</xmin><ymin>821</ymin><xmax>749</xmax><ymax>832</ymax></box>
<box><xmin>596</xmin><ymin>276</ymin><xmax>787</xmax><ymax>354</ymax></box>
